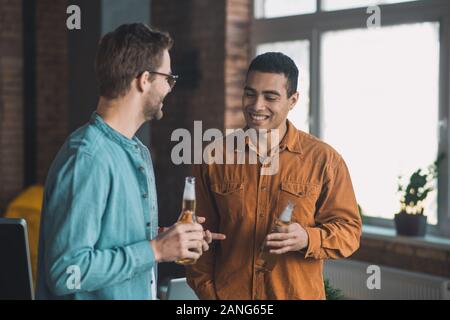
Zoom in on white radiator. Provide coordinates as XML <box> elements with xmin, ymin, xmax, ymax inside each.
<box><xmin>323</xmin><ymin>259</ymin><xmax>450</xmax><ymax>300</ymax></box>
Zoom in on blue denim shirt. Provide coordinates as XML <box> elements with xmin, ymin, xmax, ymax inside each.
<box><xmin>36</xmin><ymin>112</ymin><xmax>159</xmax><ymax>300</ymax></box>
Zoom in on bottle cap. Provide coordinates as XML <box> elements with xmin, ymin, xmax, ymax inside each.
<box><xmin>183</xmin><ymin>176</ymin><xmax>196</xmax><ymax>200</ymax></box>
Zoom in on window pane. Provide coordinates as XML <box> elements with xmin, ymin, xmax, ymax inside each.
<box><xmin>256</xmin><ymin>40</ymin><xmax>310</xmax><ymax>133</ymax></box>
<box><xmin>321</xmin><ymin>23</ymin><xmax>439</xmax><ymax>224</ymax></box>
<box><xmin>322</xmin><ymin>0</ymin><xmax>420</xmax><ymax>11</ymax></box>
<box><xmin>255</xmin><ymin>0</ymin><xmax>316</xmax><ymax>18</ymax></box>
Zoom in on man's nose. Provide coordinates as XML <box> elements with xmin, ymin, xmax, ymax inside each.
<box><xmin>253</xmin><ymin>96</ymin><xmax>266</xmax><ymax>111</ymax></box>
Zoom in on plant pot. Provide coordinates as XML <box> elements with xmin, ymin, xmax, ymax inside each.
<box><xmin>394</xmin><ymin>212</ymin><xmax>427</xmax><ymax>237</ymax></box>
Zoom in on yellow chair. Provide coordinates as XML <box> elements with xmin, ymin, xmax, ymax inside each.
<box><xmin>4</xmin><ymin>185</ymin><xmax>44</xmax><ymax>286</ymax></box>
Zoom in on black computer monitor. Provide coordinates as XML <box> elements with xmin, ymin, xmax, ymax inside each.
<box><xmin>0</xmin><ymin>218</ymin><xmax>34</xmax><ymax>300</ymax></box>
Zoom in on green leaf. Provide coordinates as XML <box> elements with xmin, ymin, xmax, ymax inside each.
<box><xmin>325</xmin><ymin>279</ymin><xmax>344</xmax><ymax>300</ymax></box>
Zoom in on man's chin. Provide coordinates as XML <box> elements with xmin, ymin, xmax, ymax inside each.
<box><xmin>144</xmin><ymin>107</ymin><xmax>163</xmax><ymax>121</ymax></box>
<box><xmin>149</xmin><ymin>109</ymin><xmax>164</xmax><ymax>120</ymax></box>
<box><xmin>154</xmin><ymin>109</ymin><xmax>163</xmax><ymax>121</ymax></box>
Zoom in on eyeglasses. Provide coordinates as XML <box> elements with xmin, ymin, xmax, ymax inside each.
<box><xmin>144</xmin><ymin>71</ymin><xmax>179</xmax><ymax>89</ymax></box>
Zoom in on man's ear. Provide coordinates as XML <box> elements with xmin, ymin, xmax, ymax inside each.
<box><xmin>136</xmin><ymin>71</ymin><xmax>151</xmax><ymax>93</ymax></box>
<box><xmin>289</xmin><ymin>92</ymin><xmax>299</xmax><ymax>110</ymax></box>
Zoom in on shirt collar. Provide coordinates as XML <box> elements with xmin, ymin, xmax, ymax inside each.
<box><xmin>90</xmin><ymin>112</ymin><xmax>142</xmax><ymax>151</ymax></box>
<box><xmin>279</xmin><ymin>120</ymin><xmax>302</xmax><ymax>154</ymax></box>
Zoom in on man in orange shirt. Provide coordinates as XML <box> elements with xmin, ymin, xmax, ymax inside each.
<box><xmin>186</xmin><ymin>52</ymin><xmax>362</xmax><ymax>299</ymax></box>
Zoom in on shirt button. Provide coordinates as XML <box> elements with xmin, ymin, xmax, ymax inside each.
<box><xmin>138</xmin><ymin>166</ymin><xmax>145</xmax><ymax>172</ymax></box>
<box><xmin>143</xmin><ymin>193</ymin><xmax>148</xmax><ymax>198</ymax></box>
<box><xmin>259</xmin><ymin>212</ymin><xmax>265</xmax><ymax>217</ymax></box>
<box><xmin>261</xmin><ymin>186</ymin><xmax>267</xmax><ymax>190</ymax></box>
<box><xmin>146</xmin><ymin>222</ymin><xmax>151</xmax><ymax>227</ymax></box>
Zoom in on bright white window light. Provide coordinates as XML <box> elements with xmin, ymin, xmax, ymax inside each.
<box><xmin>254</xmin><ymin>0</ymin><xmax>316</xmax><ymax>19</ymax></box>
<box><xmin>322</xmin><ymin>0</ymin><xmax>421</xmax><ymax>11</ymax></box>
<box><xmin>321</xmin><ymin>22</ymin><xmax>440</xmax><ymax>224</ymax></box>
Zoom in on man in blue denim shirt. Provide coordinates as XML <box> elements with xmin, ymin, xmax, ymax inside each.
<box><xmin>36</xmin><ymin>23</ymin><xmax>224</xmax><ymax>300</ymax></box>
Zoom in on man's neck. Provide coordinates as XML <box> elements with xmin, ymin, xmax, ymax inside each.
<box><xmin>249</xmin><ymin>120</ymin><xmax>288</xmax><ymax>157</ymax></box>
<box><xmin>96</xmin><ymin>96</ymin><xmax>144</xmax><ymax>139</ymax></box>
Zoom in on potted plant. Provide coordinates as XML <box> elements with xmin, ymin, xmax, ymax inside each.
<box><xmin>394</xmin><ymin>155</ymin><xmax>443</xmax><ymax>237</ymax></box>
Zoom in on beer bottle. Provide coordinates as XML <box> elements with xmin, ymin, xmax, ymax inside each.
<box><xmin>175</xmin><ymin>177</ymin><xmax>198</xmax><ymax>265</ymax></box>
<box><xmin>256</xmin><ymin>201</ymin><xmax>295</xmax><ymax>272</ymax></box>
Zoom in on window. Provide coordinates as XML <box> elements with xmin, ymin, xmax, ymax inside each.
<box><xmin>256</xmin><ymin>40</ymin><xmax>310</xmax><ymax>133</ymax></box>
<box><xmin>322</xmin><ymin>0</ymin><xmax>421</xmax><ymax>11</ymax></box>
<box><xmin>321</xmin><ymin>22</ymin><xmax>440</xmax><ymax>224</ymax></box>
<box><xmin>254</xmin><ymin>0</ymin><xmax>316</xmax><ymax>19</ymax></box>
<box><xmin>252</xmin><ymin>0</ymin><xmax>450</xmax><ymax>236</ymax></box>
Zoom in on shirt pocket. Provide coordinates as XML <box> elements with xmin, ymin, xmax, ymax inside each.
<box><xmin>211</xmin><ymin>182</ymin><xmax>244</xmax><ymax>223</ymax></box>
<box><xmin>276</xmin><ymin>182</ymin><xmax>319</xmax><ymax>227</ymax></box>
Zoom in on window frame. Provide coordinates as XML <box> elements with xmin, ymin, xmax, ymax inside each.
<box><xmin>251</xmin><ymin>0</ymin><xmax>450</xmax><ymax>237</ymax></box>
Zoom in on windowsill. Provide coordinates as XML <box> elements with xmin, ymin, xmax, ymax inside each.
<box><xmin>362</xmin><ymin>225</ymin><xmax>450</xmax><ymax>251</ymax></box>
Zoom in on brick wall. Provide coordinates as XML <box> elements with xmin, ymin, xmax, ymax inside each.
<box><xmin>0</xmin><ymin>0</ymin><xmax>69</xmax><ymax>211</ymax></box>
<box><xmin>225</xmin><ymin>0</ymin><xmax>251</xmax><ymax>129</ymax></box>
<box><xmin>151</xmin><ymin>0</ymin><xmax>251</xmax><ymax>279</ymax></box>
<box><xmin>151</xmin><ymin>0</ymin><xmax>227</xmax><ymax>229</ymax></box>
<box><xmin>151</xmin><ymin>0</ymin><xmax>251</xmax><ymax>226</ymax></box>
<box><xmin>35</xmin><ymin>0</ymin><xmax>69</xmax><ymax>183</ymax></box>
<box><xmin>0</xmin><ymin>0</ymin><xmax>24</xmax><ymax>212</ymax></box>
<box><xmin>0</xmin><ymin>0</ymin><xmax>250</xmax><ymax>213</ymax></box>
<box><xmin>353</xmin><ymin>236</ymin><xmax>450</xmax><ymax>278</ymax></box>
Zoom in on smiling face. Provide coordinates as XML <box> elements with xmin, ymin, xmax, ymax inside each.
<box><xmin>243</xmin><ymin>71</ymin><xmax>298</xmax><ymax>135</ymax></box>
<box><xmin>143</xmin><ymin>49</ymin><xmax>173</xmax><ymax>121</ymax></box>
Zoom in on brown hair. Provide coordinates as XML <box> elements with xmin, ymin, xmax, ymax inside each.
<box><xmin>95</xmin><ymin>23</ymin><xmax>173</xmax><ymax>99</ymax></box>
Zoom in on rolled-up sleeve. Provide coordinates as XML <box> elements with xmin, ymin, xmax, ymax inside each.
<box><xmin>303</xmin><ymin>156</ymin><xmax>362</xmax><ymax>260</ymax></box>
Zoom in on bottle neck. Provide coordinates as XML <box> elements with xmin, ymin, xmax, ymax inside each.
<box><xmin>274</xmin><ymin>218</ymin><xmax>290</xmax><ymax>230</ymax></box>
<box><xmin>182</xmin><ymin>198</ymin><xmax>196</xmax><ymax>212</ymax></box>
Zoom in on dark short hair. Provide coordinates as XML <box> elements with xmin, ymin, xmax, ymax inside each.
<box><xmin>247</xmin><ymin>52</ymin><xmax>298</xmax><ymax>97</ymax></box>
<box><xmin>95</xmin><ymin>23</ymin><xmax>173</xmax><ymax>99</ymax></box>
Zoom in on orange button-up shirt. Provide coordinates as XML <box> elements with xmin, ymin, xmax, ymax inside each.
<box><xmin>186</xmin><ymin>120</ymin><xmax>361</xmax><ymax>300</ymax></box>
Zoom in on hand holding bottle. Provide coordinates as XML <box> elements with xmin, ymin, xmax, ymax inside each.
<box><xmin>265</xmin><ymin>222</ymin><xmax>309</xmax><ymax>254</ymax></box>
<box><xmin>157</xmin><ymin>217</ymin><xmax>226</xmax><ymax>253</ymax></box>
<box><xmin>257</xmin><ymin>201</ymin><xmax>296</xmax><ymax>272</ymax></box>
<box><xmin>155</xmin><ymin>177</ymin><xmax>226</xmax><ymax>265</ymax></box>
<box><xmin>150</xmin><ymin>222</ymin><xmax>205</xmax><ymax>263</ymax></box>
<box><xmin>196</xmin><ymin>216</ymin><xmax>226</xmax><ymax>252</ymax></box>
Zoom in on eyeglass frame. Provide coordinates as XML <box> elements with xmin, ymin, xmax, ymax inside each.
<box><xmin>138</xmin><ymin>70</ymin><xmax>179</xmax><ymax>89</ymax></box>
